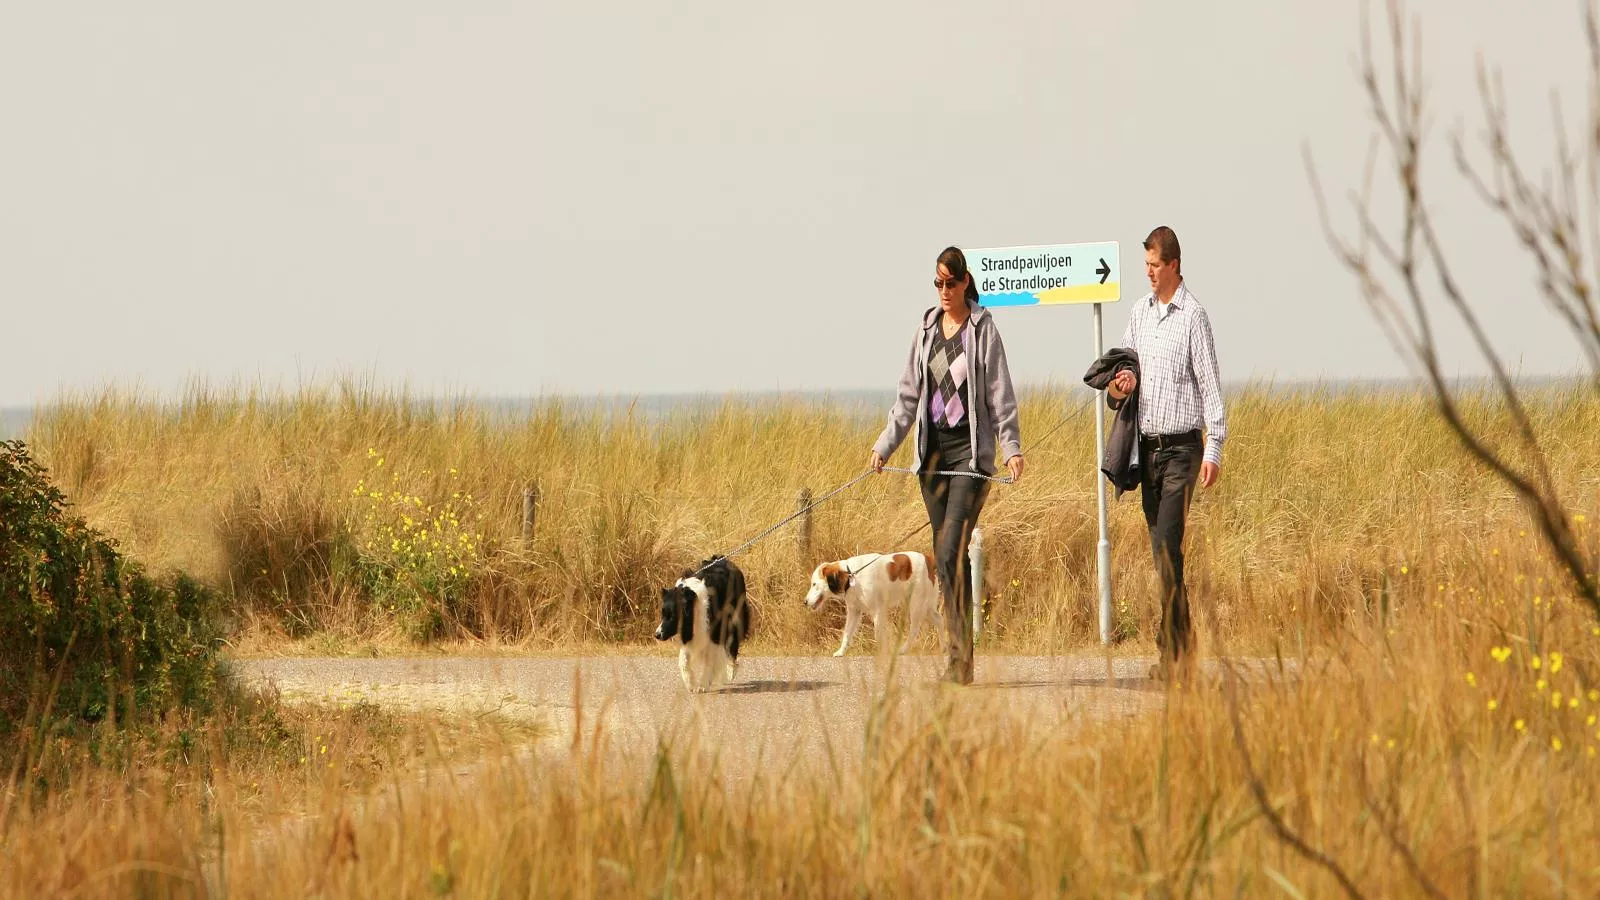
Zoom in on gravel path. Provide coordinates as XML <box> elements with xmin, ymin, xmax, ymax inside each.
<box><xmin>235</xmin><ymin>653</ymin><xmax>1216</xmax><ymax>777</ymax></box>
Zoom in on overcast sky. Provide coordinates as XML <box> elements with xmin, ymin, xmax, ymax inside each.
<box><xmin>0</xmin><ymin>1</ymin><xmax>1591</xmax><ymax>407</ymax></box>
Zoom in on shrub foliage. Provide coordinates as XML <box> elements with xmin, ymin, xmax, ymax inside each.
<box><xmin>0</xmin><ymin>440</ymin><xmax>223</xmax><ymax>733</ymax></box>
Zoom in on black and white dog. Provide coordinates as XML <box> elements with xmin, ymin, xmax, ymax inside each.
<box><xmin>655</xmin><ymin>556</ymin><xmax>752</xmax><ymax>693</ymax></box>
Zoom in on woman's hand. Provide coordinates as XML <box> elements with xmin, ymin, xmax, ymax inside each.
<box><xmin>1006</xmin><ymin>454</ymin><xmax>1024</xmax><ymax>482</ymax></box>
<box><xmin>869</xmin><ymin>451</ymin><xmax>885</xmax><ymax>474</ymax></box>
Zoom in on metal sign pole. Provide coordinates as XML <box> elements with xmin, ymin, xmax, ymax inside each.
<box><xmin>962</xmin><ymin>240</ymin><xmax>1121</xmax><ymax>646</ymax></box>
<box><xmin>1092</xmin><ymin>302</ymin><xmax>1112</xmax><ymax>645</ymax></box>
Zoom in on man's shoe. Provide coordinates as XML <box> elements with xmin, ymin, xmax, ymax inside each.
<box><xmin>941</xmin><ymin>658</ymin><xmax>974</xmax><ymax>686</ymax></box>
<box><xmin>1149</xmin><ymin>656</ymin><xmax>1196</xmax><ymax>686</ymax></box>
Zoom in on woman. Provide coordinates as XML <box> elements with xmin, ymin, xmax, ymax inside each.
<box><xmin>869</xmin><ymin>246</ymin><xmax>1024</xmax><ymax>685</ymax></box>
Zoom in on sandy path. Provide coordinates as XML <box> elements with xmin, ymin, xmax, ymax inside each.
<box><xmin>234</xmin><ymin>653</ymin><xmax>1214</xmax><ymax>778</ymax></box>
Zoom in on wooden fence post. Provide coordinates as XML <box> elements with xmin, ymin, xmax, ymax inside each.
<box><xmin>796</xmin><ymin>487</ymin><xmax>813</xmax><ymax>566</ymax></box>
<box><xmin>522</xmin><ymin>482</ymin><xmax>540</xmax><ymax>547</ymax></box>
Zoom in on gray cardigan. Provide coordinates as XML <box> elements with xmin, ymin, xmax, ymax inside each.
<box><xmin>872</xmin><ymin>302</ymin><xmax>1023</xmax><ymax>476</ymax></box>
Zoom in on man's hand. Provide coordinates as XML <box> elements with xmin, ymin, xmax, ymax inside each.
<box><xmin>1006</xmin><ymin>454</ymin><xmax>1025</xmax><ymax>482</ymax></box>
<box><xmin>1108</xmin><ymin>369</ymin><xmax>1136</xmax><ymax>400</ymax></box>
<box><xmin>1199</xmin><ymin>461</ymin><xmax>1219</xmax><ymax>489</ymax></box>
<box><xmin>869</xmin><ymin>451</ymin><xmax>885</xmax><ymax>474</ymax></box>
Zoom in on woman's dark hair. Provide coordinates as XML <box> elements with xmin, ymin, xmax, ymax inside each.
<box><xmin>937</xmin><ymin>245</ymin><xmax>980</xmax><ymax>305</ymax></box>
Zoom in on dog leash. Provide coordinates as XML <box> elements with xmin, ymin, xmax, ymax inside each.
<box><xmin>692</xmin><ymin>465</ymin><xmax>999</xmax><ymax>579</ymax></box>
<box><xmin>687</xmin><ymin>394</ymin><xmax>1099</xmax><ymax>578</ymax></box>
<box><xmin>686</xmin><ymin>469</ymin><xmax>877</xmax><ymax>578</ymax></box>
<box><xmin>879</xmin><ymin>466</ymin><xmax>1013</xmax><ymax>483</ymax></box>
<box><xmin>842</xmin><ymin>519</ymin><xmax>934</xmax><ymax>575</ymax></box>
<box><xmin>839</xmin><ymin>394</ymin><xmax>1098</xmax><ymax>574</ymax></box>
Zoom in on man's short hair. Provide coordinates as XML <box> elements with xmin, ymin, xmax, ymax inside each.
<box><xmin>1143</xmin><ymin>226</ymin><xmax>1181</xmax><ymax>266</ymax></box>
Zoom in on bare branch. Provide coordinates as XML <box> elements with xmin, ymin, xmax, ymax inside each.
<box><xmin>1587</xmin><ymin>0</ymin><xmax>1600</xmax><ymax>353</ymax></box>
<box><xmin>1221</xmin><ymin>662</ymin><xmax>1366</xmax><ymax>899</ymax></box>
<box><xmin>1458</xmin><ymin>58</ymin><xmax>1600</xmax><ymax>374</ymax></box>
<box><xmin>1319</xmin><ymin>0</ymin><xmax>1600</xmax><ymax>617</ymax></box>
<box><xmin>1357</xmin><ymin>752</ymin><xmax>1450</xmax><ymax>900</ymax></box>
<box><xmin>1306</xmin><ymin>146</ymin><xmax>1425</xmax><ymax>363</ymax></box>
<box><xmin>1447</xmin><ymin>739</ymin><xmax>1485</xmax><ymax>900</ymax></box>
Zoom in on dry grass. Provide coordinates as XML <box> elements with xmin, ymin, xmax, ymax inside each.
<box><xmin>3</xmin><ymin>577</ymin><xmax>1599</xmax><ymax>897</ymax></box>
<box><xmin>0</xmin><ymin>688</ymin><xmax>543</xmax><ymax>898</ymax></box>
<box><xmin>21</xmin><ymin>381</ymin><xmax>1600</xmax><ymax>655</ymax></box>
<box><xmin>3</xmin><ymin>383</ymin><xmax>1599</xmax><ymax>896</ymax></box>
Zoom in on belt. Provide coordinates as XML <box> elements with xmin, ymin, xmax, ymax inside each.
<box><xmin>1140</xmin><ymin>429</ymin><xmax>1201</xmax><ymax>451</ymax></box>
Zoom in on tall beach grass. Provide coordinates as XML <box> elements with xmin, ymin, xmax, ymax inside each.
<box><xmin>19</xmin><ymin>380</ymin><xmax>1600</xmax><ymax>654</ymax></box>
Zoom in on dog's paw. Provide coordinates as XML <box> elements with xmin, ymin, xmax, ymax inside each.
<box><xmin>832</xmin><ymin>648</ymin><xmax>846</xmax><ymax>658</ymax></box>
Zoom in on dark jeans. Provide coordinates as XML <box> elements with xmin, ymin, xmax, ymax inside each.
<box><xmin>919</xmin><ymin>445</ymin><xmax>991</xmax><ymax>682</ymax></box>
<box><xmin>1140</xmin><ymin>443</ymin><xmax>1202</xmax><ymax>663</ymax></box>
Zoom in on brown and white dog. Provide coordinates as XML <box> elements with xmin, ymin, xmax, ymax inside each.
<box><xmin>804</xmin><ymin>551</ymin><xmax>938</xmax><ymax>657</ymax></box>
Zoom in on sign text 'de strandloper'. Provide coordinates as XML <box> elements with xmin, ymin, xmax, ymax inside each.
<box><xmin>967</xmin><ymin>241</ymin><xmax>1121</xmax><ymax>307</ymax></box>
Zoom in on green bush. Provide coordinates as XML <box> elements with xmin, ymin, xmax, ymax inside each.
<box><xmin>0</xmin><ymin>440</ymin><xmax>224</xmax><ymax>733</ymax></box>
<box><xmin>348</xmin><ymin>449</ymin><xmax>489</xmax><ymax>641</ymax></box>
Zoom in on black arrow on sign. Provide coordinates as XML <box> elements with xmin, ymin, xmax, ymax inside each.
<box><xmin>1095</xmin><ymin>258</ymin><xmax>1111</xmax><ymax>284</ymax></box>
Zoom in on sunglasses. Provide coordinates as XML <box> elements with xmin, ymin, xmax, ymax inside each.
<box><xmin>934</xmin><ymin>277</ymin><xmax>966</xmax><ymax>291</ymax></box>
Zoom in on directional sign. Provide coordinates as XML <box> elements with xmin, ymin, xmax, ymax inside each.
<box><xmin>967</xmin><ymin>241</ymin><xmax>1121</xmax><ymax>307</ymax></box>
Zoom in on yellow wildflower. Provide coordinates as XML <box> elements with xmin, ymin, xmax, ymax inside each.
<box><xmin>1532</xmin><ymin>656</ymin><xmax>1543</xmax><ymax>671</ymax></box>
<box><xmin>1488</xmin><ymin>699</ymin><xmax>1499</xmax><ymax>711</ymax></box>
<box><xmin>1491</xmin><ymin>646</ymin><xmax>1513</xmax><ymax>663</ymax></box>
<box><xmin>1537</xmin><ymin>679</ymin><xmax>1548</xmax><ymax>692</ymax></box>
<box><xmin>1551</xmin><ymin>652</ymin><xmax>1564</xmax><ymax>674</ymax></box>
<box><xmin>1515</xmin><ymin>719</ymin><xmax>1526</xmax><ymax>732</ymax></box>
<box><xmin>1553</xmin><ymin>737</ymin><xmax>1564</xmax><ymax>752</ymax></box>
<box><xmin>1465</xmin><ymin>672</ymin><xmax>1477</xmax><ymax>687</ymax></box>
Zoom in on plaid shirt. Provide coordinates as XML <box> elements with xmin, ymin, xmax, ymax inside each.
<box><xmin>1119</xmin><ymin>282</ymin><xmax>1228</xmax><ymax>466</ymax></box>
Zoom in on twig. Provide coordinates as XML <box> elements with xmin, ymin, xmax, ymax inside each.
<box><xmin>1356</xmin><ymin>751</ymin><xmax>1449</xmax><ymax>900</ymax></box>
<box><xmin>1220</xmin><ymin>660</ymin><xmax>1366</xmax><ymax>900</ymax></box>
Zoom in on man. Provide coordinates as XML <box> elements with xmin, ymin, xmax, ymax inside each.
<box><xmin>1105</xmin><ymin>226</ymin><xmax>1227</xmax><ymax>680</ymax></box>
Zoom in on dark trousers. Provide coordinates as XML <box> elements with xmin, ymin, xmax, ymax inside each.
<box><xmin>1140</xmin><ymin>442</ymin><xmax>1202</xmax><ymax>663</ymax></box>
<box><xmin>919</xmin><ymin>446</ymin><xmax>991</xmax><ymax>681</ymax></box>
